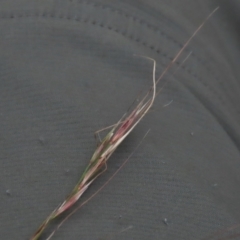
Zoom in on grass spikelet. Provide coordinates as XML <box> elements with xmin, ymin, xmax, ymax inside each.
<box><xmin>30</xmin><ymin>57</ymin><xmax>157</xmax><ymax>240</ymax></box>
<box><xmin>30</xmin><ymin>7</ymin><xmax>219</xmax><ymax>240</ymax></box>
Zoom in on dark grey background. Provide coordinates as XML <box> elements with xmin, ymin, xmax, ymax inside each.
<box><xmin>0</xmin><ymin>0</ymin><xmax>240</xmax><ymax>239</ymax></box>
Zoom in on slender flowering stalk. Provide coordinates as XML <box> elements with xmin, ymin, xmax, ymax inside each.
<box><xmin>30</xmin><ymin>58</ymin><xmax>157</xmax><ymax>240</ymax></box>
<box><xmin>30</xmin><ymin>7</ymin><xmax>218</xmax><ymax>240</ymax></box>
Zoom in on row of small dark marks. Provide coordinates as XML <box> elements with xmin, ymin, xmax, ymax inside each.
<box><xmin>0</xmin><ymin>10</ymin><xmax>224</xmax><ymax>105</ymax></box>
<box><xmin>0</xmin><ymin>10</ymin><xmax>51</xmax><ymax>19</ymax></box>
<box><xmin>69</xmin><ymin>0</ymin><xmax>182</xmax><ymax>48</ymax></box>
<box><xmin>0</xmin><ymin>9</ymin><xmax>195</xmax><ymax>77</ymax></box>
<box><xmin>68</xmin><ymin>1</ymin><xmax>223</xmax><ymax>98</ymax></box>
<box><xmin>0</xmin><ymin>11</ymin><xmax>170</xmax><ymax>60</ymax></box>
<box><xmin>0</xmin><ymin>3</ymin><xmax>222</xmax><ymax>93</ymax></box>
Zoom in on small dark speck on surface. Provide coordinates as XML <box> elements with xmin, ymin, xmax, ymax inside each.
<box><xmin>64</xmin><ymin>168</ymin><xmax>70</xmax><ymax>175</ymax></box>
<box><xmin>163</xmin><ymin>218</ymin><xmax>168</xmax><ymax>225</ymax></box>
<box><xmin>38</xmin><ymin>136</ymin><xmax>46</xmax><ymax>145</ymax></box>
<box><xmin>6</xmin><ymin>189</ymin><xmax>11</xmax><ymax>196</ymax></box>
<box><xmin>114</xmin><ymin>214</ymin><xmax>123</xmax><ymax>220</ymax></box>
